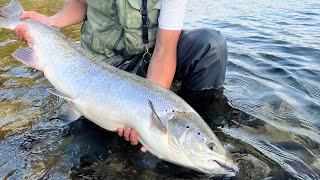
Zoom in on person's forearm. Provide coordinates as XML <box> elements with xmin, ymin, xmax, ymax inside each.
<box><xmin>49</xmin><ymin>0</ymin><xmax>87</xmax><ymax>28</ymax></box>
<box><xmin>147</xmin><ymin>47</ymin><xmax>176</xmax><ymax>89</ymax></box>
<box><xmin>147</xmin><ymin>29</ymin><xmax>181</xmax><ymax>89</ymax></box>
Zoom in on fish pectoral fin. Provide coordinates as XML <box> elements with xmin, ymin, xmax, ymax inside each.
<box><xmin>46</xmin><ymin>88</ymin><xmax>74</xmax><ymax>102</ymax></box>
<box><xmin>12</xmin><ymin>47</ymin><xmax>41</xmax><ymax>70</ymax></box>
<box><xmin>148</xmin><ymin>100</ymin><xmax>167</xmax><ymax>134</ymax></box>
<box><xmin>59</xmin><ymin>105</ymin><xmax>82</xmax><ymax>123</ymax></box>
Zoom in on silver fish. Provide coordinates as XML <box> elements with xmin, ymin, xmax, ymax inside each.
<box><xmin>0</xmin><ymin>0</ymin><xmax>238</xmax><ymax>176</ymax></box>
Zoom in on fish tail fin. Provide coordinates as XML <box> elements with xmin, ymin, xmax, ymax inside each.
<box><xmin>0</xmin><ymin>16</ymin><xmax>18</xmax><ymax>29</ymax></box>
<box><xmin>0</xmin><ymin>0</ymin><xmax>24</xmax><ymax>18</ymax></box>
<box><xmin>0</xmin><ymin>0</ymin><xmax>24</xmax><ymax>29</ymax></box>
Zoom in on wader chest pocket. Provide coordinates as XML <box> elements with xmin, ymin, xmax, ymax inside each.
<box><xmin>117</xmin><ymin>0</ymin><xmax>160</xmax><ymax>29</ymax></box>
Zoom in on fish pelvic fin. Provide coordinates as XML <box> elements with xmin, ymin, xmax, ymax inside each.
<box><xmin>12</xmin><ymin>47</ymin><xmax>41</xmax><ymax>70</ymax></box>
<box><xmin>59</xmin><ymin>105</ymin><xmax>82</xmax><ymax>124</ymax></box>
<box><xmin>0</xmin><ymin>0</ymin><xmax>23</xmax><ymax>29</ymax></box>
<box><xmin>46</xmin><ymin>88</ymin><xmax>75</xmax><ymax>102</ymax></box>
<box><xmin>148</xmin><ymin>100</ymin><xmax>167</xmax><ymax>134</ymax></box>
<box><xmin>47</xmin><ymin>89</ymin><xmax>81</xmax><ymax>123</ymax></box>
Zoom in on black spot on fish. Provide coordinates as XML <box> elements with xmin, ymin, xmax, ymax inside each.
<box><xmin>172</xmin><ymin>110</ymin><xmax>175</xmax><ymax>112</ymax></box>
<box><xmin>198</xmin><ymin>132</ymin><xmax>200</xmax><ymax>135</ymax></box>
<box><xmin>186</xmin><ymin>126</ymin><xmax>189</xmax><ymax>128</ymax></box>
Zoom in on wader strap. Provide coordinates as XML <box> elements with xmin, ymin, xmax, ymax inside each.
<box><xmin>141</xmin><ymin>0</ymin><xmax>151</xmax><ymax>63</ymax></box>
<box><xmin>141</xmin><ymin>0</ymin><xmax>149</xmax><ymax>44</ymax></box>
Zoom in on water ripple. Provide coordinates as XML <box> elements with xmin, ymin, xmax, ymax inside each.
<box><xmin>222</xmin><ymin>127</ymin><xmax>320</xmax><ymax>180</ymax></box>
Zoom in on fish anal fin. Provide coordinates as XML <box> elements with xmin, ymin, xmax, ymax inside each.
<box><xmin>12</xmin><ymin>47</ymin><xmax>41</xmax><ymax>70</ymax></box>
<box><xmin>148</xmin><ymin>100</ymin><xmax>167</xmax><ymax>134</ymax></box>
<box><xmin>47</xmin><ymin>88</ymin><xmax>74</xmax><ymax>102</ymax></box>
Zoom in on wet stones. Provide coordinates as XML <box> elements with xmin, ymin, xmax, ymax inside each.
<box><xmin>235</xmin><ymin>154</ymin><xmax>271</xmax><ymax>180</ymax></box>
<box><xmin>20</xmin><ymin>135</ymin><xmax>41</xmax><ymax>151</ymax></box>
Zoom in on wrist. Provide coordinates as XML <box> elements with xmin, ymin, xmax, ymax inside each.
<box><xmin>48</xmin><ymin>16</ymin><xmax>60</xmax><ymax>27</ymax></box>
<box><xmin>147</xmin><ymin>61</ymin><xmax>175</xmax><ymax>89</ymax></box>
<box><xmin>148</xmin><ymin>76</ymin><xmax>172</xmax><ymax>89</ymax></box>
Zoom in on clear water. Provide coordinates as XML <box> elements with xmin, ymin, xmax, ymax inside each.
<box><xmin>183</xmin><ymin>0</ymin><xmax>320</xmax><ymax>179</ymax></box>
<box><xmin>0</xmin><ymin>0</ymin><xmax>319</xmax><ymax>179</ymax></box>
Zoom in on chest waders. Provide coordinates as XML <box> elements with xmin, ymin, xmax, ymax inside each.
<box><xmin>81</xmin><ymin>0</ymin><xmax>160</xmax><ymax>59</ymax></box>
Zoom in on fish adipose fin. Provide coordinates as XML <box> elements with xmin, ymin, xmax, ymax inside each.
<box><xmin>47</xmin><ymin>88</ymin><xmax>74</xmax><ymax>102</ymax></box>
<box><xmin>12</xmin><ymin>47</ymin><xmax>41</xmax><ymax>70</ymax></box>
<box><xmin>148</xmin><ymin>100</ymin><xmax>167</xmax><ymax>134</ymax></box>
<box><xmin>0</xmin><ymin>0</ymin><xmax>24</xmax><ymax>29</ymax></box>
<box><xmin>59</xmin><ymin>105</ymin><xmax>82</xmax><ymax>123</ymax></box>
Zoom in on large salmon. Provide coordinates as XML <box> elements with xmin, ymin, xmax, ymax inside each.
<box><xmin>0</xmin><ymin>0</ymin><xmax>238</xmax><ymax>176</ymax></box>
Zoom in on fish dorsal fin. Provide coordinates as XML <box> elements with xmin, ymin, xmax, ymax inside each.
<box><xmin>47</xmin><ymin>88</ymin><xmax>74</xmax><ymax>102</ymax></box>
<box><xmin>148</xmin><ymin>100</ymin><xmax>167</xmax><ymax>134</ymax></box>
<box><xmin>0</xmin><ymin>0</ymin><xmax>24</xmax><ymax>19</ymax></box>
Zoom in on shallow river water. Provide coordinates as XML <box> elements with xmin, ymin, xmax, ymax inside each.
<box><xmin>0</xmin><ymin>0</ymin><xmax>319</xmax><ymax>179</ymax></box>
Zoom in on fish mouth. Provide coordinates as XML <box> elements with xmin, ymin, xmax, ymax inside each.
<box><xmin>201</xmin><ymin>152</ymin><xmax>238</xmax><ymax>172</ymax></box>
<box><xmin>204</xmin><ymin>157</ymin><xmax>238</xmax><ymax>176</ymax></box>
<box><xmin>213</xmin><ymin>159</ymin><xmax>238</xmax><ymax>173</ymax></box>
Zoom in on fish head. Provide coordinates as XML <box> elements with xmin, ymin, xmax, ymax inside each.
<box><xmin>167</xmin><ymin>111</ymin><xmax>238</xmax><ymax>176</ymax></box>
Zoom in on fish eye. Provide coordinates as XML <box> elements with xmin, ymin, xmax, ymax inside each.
<box><xmin>207</xmin><ymin>142</ymin><xmax>216</xmax><ymax>151</ymax></box>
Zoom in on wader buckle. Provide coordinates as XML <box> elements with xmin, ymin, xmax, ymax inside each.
<box><xmin>143</xmin><ymin>45</ymin><xmax>151</xmax><ymax>63</ymax></box>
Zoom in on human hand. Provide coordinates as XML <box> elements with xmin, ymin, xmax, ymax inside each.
<box><xmin>14</xmin><ymin>11</ymin><xmax>56</xmax><ymax>43</ymax></box>
<box><xmin>117</xmin><ymin>126</ymin><xmax>148</xmax><ymax>153</ymax></box>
